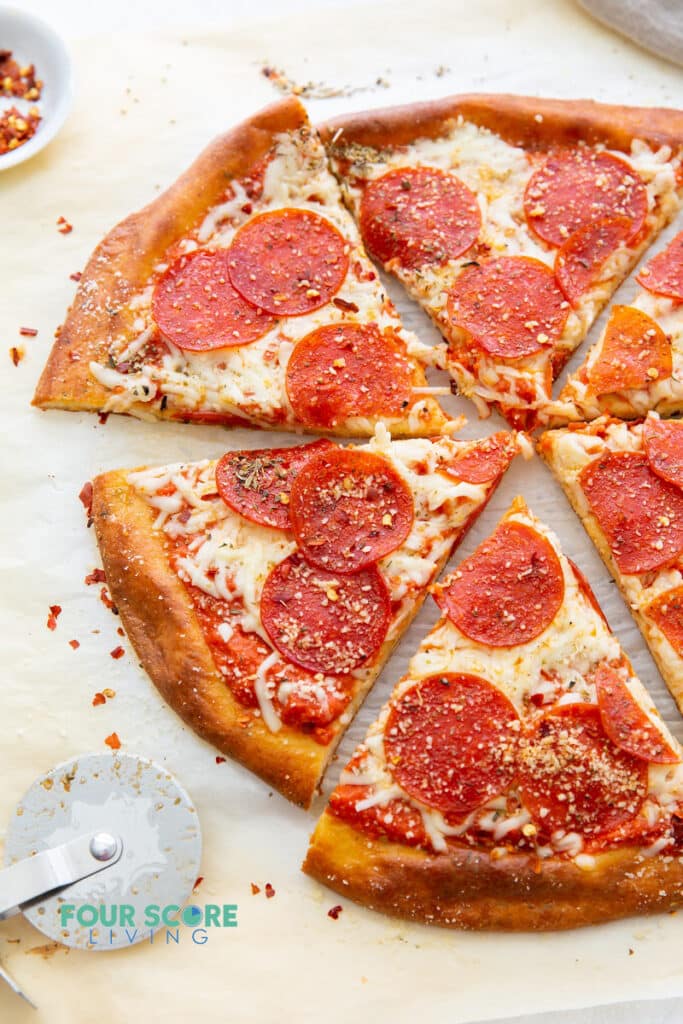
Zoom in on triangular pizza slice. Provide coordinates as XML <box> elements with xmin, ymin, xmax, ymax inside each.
<box><xmin>546</xmin><ymin>230</ymin><xmax>683</xmax><ymax>423</ymax></box>
<box><xmin>320</xmin><ymin>93</ymin><xmax>683</xmax><ymax>429</ymax></box>
<box><xmin>33</xmin><ymin>97</ymin><xmax>452</xmax><ymax>438</ymax></box>
<box><xmin>88</xmin><ymin>427</ymin><xmax>520</xmax><ymax>806</ymax></box>
<box><xmin>304</xmin><ymin>497</ymin><xmax>683</xmax><ymax>929</ymax></box>
<box><xmin>540</xmin><ymin>413</ymin><xmax>683</xmax><ymax>716</ymax></box>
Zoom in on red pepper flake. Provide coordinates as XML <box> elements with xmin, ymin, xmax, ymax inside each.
<box><xmin>110</xmin><ymin>646</ymin><xmax>125</xmax><ymax>660</ymax></box>
<box><xmin>92</xmin><ymin>692</ymin><xmax>106</xmax><ymax>706</ymax></box>
<box><xmin>79</xmin><ymin>481</ymin><xmax>94</xmax><ymax>522</ymax></box>
<box><xmin>19</xmin><ymin>326</ymin><xmax>38</xmax><ymax>337</ymax></box>
<box><xmin>84</xmin><ymin>568</ymin><xmax>106</xmax><ymax>585</ymax></box>
<box><xmin>264</xmin><ymin>883</ymin><xmax>275</xmax><ymax>899</ymax></box>
<box><xmin>104</xmin><ymin>732</ymin><xmax>121</xmax><ymax>750</ymax></box>
<box><xmin>193</xmin><ymin>876</ymin><xmax>204</xmax><ymax>891</ymax></box>
<box><xmin>117</xmin><ymin>627</ymin><xmax>125</xmax><ymax>637</ymax></box>
<box><xmin>57</xmin><ymin>216</ymin><xmax>73</xmax><ymax>235</ymax></box>
<box><xmin>215</xmin><ymin>756</ymin><xmax>226</xmax><ymax>764</ymax></box>
<box><xmin>70</xmin><ymin>271</ymin><xmax>82</xmax><ymax>282</ymax></box>
<box><xmin>9</xmin><ymin>346</ymin><xmax>23</xmax><ymax>366</ymax></box>
<box><xmin>47</xmin><ymin>604</ymin><xmax>62</xmax><ymax>631</ymax></box>
<box><xmin>250</xmin><ymin>883</ymin><xmax>261</xmax><ymax>895</ymax></box>
<box><xmin>100</xmin><ymin>586</ymin><xmax>118</xmax><ymax>614</ymax></box>
<box><xmin>327</xmin><ymin>905</ymin><xmax>343</xmax><ymax>920</ymax></box>
<box><xmin>98</xmin><ymin>412</ymin><xmax>109</xmax><ymax>425</ymax></box>
<box><xmin>69</xmin><ymin>639</ymin><xmax>80</xmax><ymax>650</ymax></box>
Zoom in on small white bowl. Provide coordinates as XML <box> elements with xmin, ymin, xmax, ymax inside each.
<box><xmin>0</xmin><ymin>6</ymin><xmax>73</xmax><ymax>171</ymax></box>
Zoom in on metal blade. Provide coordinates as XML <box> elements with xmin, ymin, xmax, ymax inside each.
<box><xmin>0</xmin><ymin>960</ymin><xmax>37</xmax><ymax>1010</ymax></box>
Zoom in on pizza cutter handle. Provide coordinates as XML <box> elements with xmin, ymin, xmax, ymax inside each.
<box><xmin>0</xmin><ymin>831</ymin><xmax>122</xmax><ymax>919</ymax></box>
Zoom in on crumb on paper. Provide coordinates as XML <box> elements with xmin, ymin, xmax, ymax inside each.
<box><xmin>259</xmin><ymin>62</ymin><xmax>389</xmax><ymax>99</ymax></box>
<box><xmin>0</xmin><ymin>105</ymin><xmax>41</xmax><ymax>154</ymax></box>
<box><xmin>328</xmin><ymin>905</ymin><xmax>343</xmax><ymax>920</ymax></box>
<box><xmin>85</xmin><ymin>568</ymin><xmax>106</xmax><ymax>586</ymax></box>
<box><xmin>57</xmin><ymin>216</ymin><xmax>73</xmax><ymax>235</ymax></box>
<box><xmin>117</xmin><ymin>626</ymin><xmax>125</xmax><ymax>637</ymax></box>
<box><xmin>69</xmin><ymin>639</ymin><xmax>80</xmax><ymax>650</ymax></box>
<box><xmin>104</xmin><ymin>732</ymin><xmax>121</xmax><ymax>750</ymax></box>
<box><xmin>9</xmin><ymin>346</ymin><xmax>24</xmax><ymax>366</ymax></box>
<box><xmin>110</xmin><ymin>645</ymin><xmax>125</xmax><ymax>660</ymax></box>
<box><xmin>264</xmin><ymin>883</ymin><xmax>275</xmax><ymax>899</ymax></box>
<box><xmin>250</xmin><ymin>883</ymin><xmax>260</xmax><ymax>895</ymax></box>
<box><xmin>47</xmin><ymin>604</ymin><xmax>62</xmax><ymax>631</ymax></box>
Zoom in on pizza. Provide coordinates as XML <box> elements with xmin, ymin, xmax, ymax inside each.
<box><xmin>540</xmin><ymin>414</ymin><xmax>683</xmax><ymax>716</ymax></box>
<box><xmin>304</xmin><ymin>497</ymin><xmax>683</xmax><ymax>929</ymax></box>
<box><xmin>89</xmin><ymin>427</ymin><xmax>520</xmax><ymax>805</ymax></box>
<box><xmin>547</xmin><ymin>230</ymin><xmax>683</xmax><ymax>423</ymax></box>
<box><xmin>33</xmin><ymin>97</ymin><xmax>452</xmax><ymax>438</ymax></box>
<box><xmin>319</xmin><ymin>93</ymin><xmax>683</xmax><ymax>429</ymax></box>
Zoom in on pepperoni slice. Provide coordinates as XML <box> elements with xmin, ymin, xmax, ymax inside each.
<box><xmin>447</xmin><ymin>256</ymin><xmax>568</xmax><ymax>359</ymax></box>
<box><xmin>637</xmin><ymin>231</ymin><xmax>683</xmax><ymax>300</ymax></box>
<box><xmin>285</xmin><ymin>323</ymin><xmax>412</xmax><ymax>429</ymax></box>
<box><xmin>586</xmin><ymin>305</ymin><xmax>672</xmax><ymax>395</ymax></box>
<box><xmin>643</xmin><ymin>416</ymin><xmax>683</xmax><ymax>490</ymax></box>
<box><xmin>442</xmin><ymin>432</ymin><xmax>518</xmax><ymax>485</ymax></box>
<box><xmin>226</xmin><ymin>209</ymin><xmax>349</xmax><ymax>316</ymax></box>
<box><xmin>579</xmin><ymin>451</ymin><xmax>683</xmax><ymax>574</ymax></box>
<box><xmin>152</xmin><ymin>249</ymin><xmax>277</xmax><ymax>350</ymax></box>
<box><xmin>524</xmin><ymin>150</ymin><xmax>648</xmax><ymax>247</ymax></box>
<box><xmin>518</xmin><ymin>704</ymin><xmax>647</xmax><ymax>838</ymax></box>
<box><xmin>260</xmin><ymin>552</ymin><xmax>390</xmax><ymax>675</ymax></box>
<box><xmin>288</xmin><ymin>447</ymin><xmax>414</xmax><ymax>574</ymax></box>
<box><xmin>434</xmin><ymin>521</ymin><xmax>565</xmax><ymax>647</ymax></box>
<box><xmin>359</xmin><ymin>166</ymin><xmax>481</xmax><ymax>271</ymax></box>
<box><xmin>594</xmin><ymin>663</ymin><xmax>679</xmax><ymax>764</ymax></box>
<box><xmin>215</xmin><ymin>439</ymin><xmax>334</xmax><ymax>530</ymax></box>
<box><xmin>646</xmin><ymin>586</ymin><xmax>683</xmax><ymax>659</ymax></box>
<box><xmin>383</xmin><ymin>673</ymin><xmax>519</xmax><ymax>820</ymax></box>
<box><xmin>555</xmin><ymin>216</ymin><xmax>632</xmax><ymax>305</ymax></box>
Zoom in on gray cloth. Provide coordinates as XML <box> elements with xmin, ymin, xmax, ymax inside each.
<box><xmin>578</xmin><ymin>0</ymin><xmax>683</xmax><ymax>67</ymax></box>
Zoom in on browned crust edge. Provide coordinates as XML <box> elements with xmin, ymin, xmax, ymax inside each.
<box><xmin>538</xmin><ymin>428</ymin><xmax>683</xmax><ymax>715</ymax></box>
<box><xmin>90</xmin><ymin>442</ymin><xmax>512</xmax><ymax>806</ymax></box>
<box><xmin>34</xmin><ymin>96</ymin><xmax>308</xmax><ymax>415</ymax></box>
<box><xmin>303</xmin><ymin>808</ymin><xmax>683</xmax><ymax>931</ymax></box>
<box><xmin>318</xmin><ymin>92</ymin><xmax>683</xmax><ymax>154</ymax></box>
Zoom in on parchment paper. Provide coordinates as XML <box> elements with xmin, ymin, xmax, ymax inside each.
<box><xmin>2</xmin><ymin>1</ymin><xmax>683</xmax><ymax>1021</ymax></box>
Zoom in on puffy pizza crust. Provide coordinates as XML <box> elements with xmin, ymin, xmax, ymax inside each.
<box><xmin>303</xmin><ymin>809</ymin><xmax>683</xmax><ymax>930</ymax></box>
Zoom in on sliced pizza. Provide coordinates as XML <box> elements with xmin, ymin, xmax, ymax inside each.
<box><xmin>540</xmin><ymin>414</ymin><xmax>683</xmax><ymax>715</ymax></box>
<box><xmin>319</xmin><ymin>93</ymin><xmax>683</xmax><ymax>429</ymax></box>
<box><xmin>89</xmin><ymin>427</ymin><xmax>520</xmax><ymax>806</ymax></box>
<box><xmin>33</xmin><ymin>97</ymin><xmax>452</xmax><ymax>438</ymax></box>
<box><xmin>304</xmin><ymin>496</ymin><xmax>683</xmax><ymax>929</ymax></box>
<box><xmin>547</xmin><ymin>230</ymin><xmax>683</xmax><ymax>423</ymax></box>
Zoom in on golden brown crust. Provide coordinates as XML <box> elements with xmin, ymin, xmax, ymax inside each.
<box><xmin>319</xmin><ymin>92</ymin><xmax>683</xmax><ymax>154</ymax></box>
<box><xmin>303</xmin><ymin>810</ymin><xmax>683</xmax><ymax>930</ymax></box>
<box><xmin>34</xmin><ymin>97</ymin><xmax>308</xmax><ymax>416</ymax></box>
<box><xmin>538</xmin><ymin>428</ymin><xmax>683</xmax><ymax>714</ymax></box>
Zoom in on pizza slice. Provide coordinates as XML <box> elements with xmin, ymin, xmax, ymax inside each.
<box><xmin>319</xmin><ymin>93</ymin><xmax>683</xmax><ymax>429</ymax></box>
<box><xmin>33</xmin><ymin>97</ymin><xmax>452</xmax><ymax>438</ymax></box>
<box><xmin>540</xmin><ymin>414</ymin><xmax>683</xmax><ymax>716</ymax></box>
<box><xmin>304</xmin><ymin>497</ymin><xmax>683</xmax><ymax>929</ymax></box>
<box><xmin>89</xmin><ymin>427</ymin><xmax>520</xmax><ymax>806</ymax></box>
<box><xmin>546</xmin><ymin>230</ymin><xmax>683</xmax><ymax>423</ymax></box>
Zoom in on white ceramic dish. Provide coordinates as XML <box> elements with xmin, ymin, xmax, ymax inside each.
<box><xmin>0</xmin><ymin>6</ymin><xmax>73</xmax><ymax>171</ymax></box>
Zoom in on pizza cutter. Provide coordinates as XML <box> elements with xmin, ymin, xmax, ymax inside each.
<box><xmin>0</xmin><ymin>752</ymin><xmax>202</xmax><ymax>1006</ymax></box>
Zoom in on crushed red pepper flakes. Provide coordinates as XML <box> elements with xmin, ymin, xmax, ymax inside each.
<box><xmin>46</xmin><ymin>605</ymin><xmax>62</xmax><ymax>631</ymax></box>
<box><xmin>79</xmin><ymin>482</ymin><xmax>94</xmax><ymax>522</ymax></box>
<box><xmin>69</xmin><ymin>271</ymin><xmax>82</xmax><ymax>282</ymax></box>
<box><xmin>0</xmin><ymin>52</ymin><xmax>42</xmax><ymax>100</ymax></box>
<box><xmin>92</xmin><ymin>692</ymin><xmax>106</xmax><ymax>706</ymax></box>
<box><xmin>264</xmin><ymin>883</ymin><xmax>275</xmax><ymax>899</ymax></box>
<box><xmin>9</xmin><ymin>346</ymin><xmax>23</xmax><ymax>366</ymax></box>
<box><xmin>98</xmin><ymin>412</ymin><xmax>109</xmax><ymax>425</ymax></box>
<box><xmin>84</xmin><ymin>568</ymin><xmax>106</xmax><ymax>585</ymax></box>
<box><xmin>57</xmin><ymin>216</ymin><xmax>73</xmax><ymax>235</ymax></box>
<box><xmin>110</xmin><ymin>646</ymin><xmax>125</xmax><ymax>660</ymax></box>
<box><xmin>19</xmin><ymin>326</ymin><xmax>37</xmax><ymax>337</ymax></box>
<box><xmin>100</xmin><ymin>586</ymin><xmax>118</xmax><ymax>614</ymax></box>
<box><xmin>327</xmin><ymin>905</ymin><xmax>343</xmax><ymax>920</ymax></box>
<box><xmin>250</xmin><ymin>883</ymin><xmax>261</xmax><ymax>895</ymax></box>
<box><xmin>0</xmin><ymin>105</ymin><xmax>40</xmax><ymax>154</ymax></box>
<box><xmin>68</xmin><ymin>639</ymin><xmax>80</xmax><ymax>650</ymax></box>
<box><xmin>215</xmin><ymin>755</ymin><xmax>226</xmax><ymax>764</ymax></box>
<box><xmin>104</xmin><ymin>732</ymin><xmax>121</xmax><ymax>750</ymax></box>
<box><xmin>117</xmin><ymin>627</ymin><xmax>124</xmax><ymax>637</ymax></box>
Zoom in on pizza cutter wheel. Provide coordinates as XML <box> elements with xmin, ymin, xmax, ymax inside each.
<box><xmin>0</xmin><ymin>752</ymin><xmax>202</xmax><ymax>1006</ymax></box>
